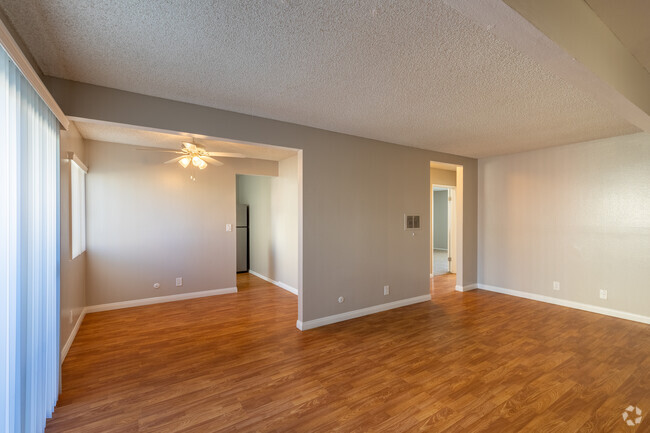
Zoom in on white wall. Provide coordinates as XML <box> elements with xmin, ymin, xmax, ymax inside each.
<box><xmin>59</xmin><ymin>123</ymin><xmax>86</xmax><ymax>353</ymax></box>
<box><xmin>271</xmin><ymin>156</ymin><xmax>299</xmax><ymax>290</ymax></box>
<box><xmin>85</xmin><ymin>139</ymin><xmax>278</xmax><ymax>306</ymax></box>
<box><xmin>237</xmin><ymin>154</ymin><xmax>299</xmax><ymax>292</ymax></box>
<box><xmin>479</xmin><ymin>132</ymin><xmax>650</xmax><ymax>318</ymax></box>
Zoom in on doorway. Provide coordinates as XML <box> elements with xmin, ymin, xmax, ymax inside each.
<box><xmin>430</xmin><ymin>162</ymin><xmax>461</xmax><ymax>291</ymax></box>
<box><xmin>432</xmin><ymin>185</ymin><xmax>458</xmax><ymax>276</ymax></box>
<box><xmin>235</xmin><ymin>153</ymin><xmax>300</xmax><ymax>297</ymax></box>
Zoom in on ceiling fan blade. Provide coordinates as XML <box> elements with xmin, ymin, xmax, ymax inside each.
<box><xmin>182</xmin><ymin>141</ymin><xmax>193</xmax><ymax>150</ymax></box>
<box><xmin>136</xmin><ymin>148</ymin><xmax>183</xmax><ymax>154</ymax></box>
<box><xmin>203</xmin><ymin>156</ymin><xmax>224</xmax><ymax>166</ymax></box>
<box><xmin>164</xmin><ymin>156</ymin><xmax>185</xmax><ymax>164</ymax></box>
<box><xmin>206</xmin><ymin>152</ymin><xmax>245</xmax><ymax>158</ymax></box>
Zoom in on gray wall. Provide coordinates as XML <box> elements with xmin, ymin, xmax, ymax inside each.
<box><xmin>237</xmin><ymin>155</ymin><xmax>299</xmax><ymax>290</ymax></box>
<box><xmin>46</xmin><ymin>78</ymin><xmax>479</xmax><ymax>323</ymax></box>
<box><xmin>85</xmin><ymin>139</ymin><xmax>278</xmax><ymax>306</ymax></box>
<box><xmin>59</xmin><ymin>123</ymin><xmax>87</xmax><ymax>353</ymax></box>
<box><xmin>433</xmin><ymin>190</ymin><xmax>448</xmax><ymax>249</ymax></box>
<box><xmin>479</xmin><ymin>132</ymin><xmax>650</xmax><ymax>317</ymax></box>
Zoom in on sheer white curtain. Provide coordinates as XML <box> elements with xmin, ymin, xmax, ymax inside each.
<box><xmin>0</xmin><ymin>44</ymin><xmax>60</xmax><ymax>432</ymax></box>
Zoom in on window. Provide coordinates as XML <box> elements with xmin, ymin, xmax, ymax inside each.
<box><xmin>71</xmin><ymin>158</ymin><xmax>87</xmax><ymax>258</ymax></box>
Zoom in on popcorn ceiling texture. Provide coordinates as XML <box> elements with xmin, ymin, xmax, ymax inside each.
<box><xmin>1</xmin><ymin>0</ymin><xmax>637</xmax><ymax>157</ymax></box>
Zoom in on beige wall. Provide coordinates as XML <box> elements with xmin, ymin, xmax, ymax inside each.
<box><xmin>237</xmin><ymin>154</ymin><xmax>299</xmax><ymax>290</ymax></box>
<box><xmin>430</xmin><ymin>167</ymin><xmax>456</xmax><ymax>187</ymax></box>
<box><xmin>46</xmin><ymin>78</ymin><xmax>478</xmax><ymax>323</ymax></box>
<box><xmin>479</xmin><ymin>132</ymin><xmax>650</xmax><ymax>317</ymax></box>
<box><xmin>59</xmin><ymin>122</ymin><xmax>86</xmax><ymax>353</ymax></box>
<box><xmin>85</xmin><ymin>139</ymin><xmax>278</xmax><ymax>306</ymax></box>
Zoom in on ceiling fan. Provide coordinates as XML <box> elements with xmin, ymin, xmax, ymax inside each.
<box><xmin>138</xmin><ymin>141</ymin><xmax>245</xmax><ymax>170</ymax></box>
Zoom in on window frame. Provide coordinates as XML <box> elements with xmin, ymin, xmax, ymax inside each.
<box><xmin>70</xmin><ymin>154</ymin><xmax>87</xmax><ymax>259</ymax></box>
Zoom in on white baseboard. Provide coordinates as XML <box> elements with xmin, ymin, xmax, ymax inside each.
<box><xmin>85</xmin><ymin>287</ymin><xmax>238</xmax><ymax>313</ymax></box>
<box><xmin>297</xmin><ymin>294</ymin><xmax>432</xmax><ymax>331</ymax></box>
<box><xmin>60</xmin><ymin>309</ymin><xmax>86</xmax><ymax>364</ymax></box>
<box><xmin>248</xmin><ymin>270</ymin><xmax>298</xmax><ymax>295</ymax></box>
<box><xmin>455</xmin><ymin>283</ymin><xmax>478</xmax><ymax>292</ymax></box>
<box><xmin>477</xmin><ymin>284</ymin><xmax>650</xmax><ymax>325</ymax></box>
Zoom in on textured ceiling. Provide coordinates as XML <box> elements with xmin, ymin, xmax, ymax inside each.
<box><xmin>585</xmin><ymin>0</ymin><xmax>650</xmax><ymax>74</ymax></box>
<box><xmin>1</xmin><ymin>0</ymin><xmax>638</xmax><ymax>158</ymax></box>
<box><xmin>73</xmin><ymin>120</ymin><xmax>298</xmax><ymax>161</ymax></box>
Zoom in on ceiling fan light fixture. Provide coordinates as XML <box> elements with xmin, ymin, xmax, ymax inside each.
<box><xmin>152</xmin><ymin>139</ymin><xmax>242</xmax><ymax>171</ymax></box>
<box><xmin>179</xmin><ymin>156</ymin><xmax>191</xmax><ymax>168</ymax></box>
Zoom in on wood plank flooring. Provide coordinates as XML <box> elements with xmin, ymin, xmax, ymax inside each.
<box><xmin>47</xmin><ymin>273</ymin><xmax>650</xmax><ymax>432</ymax></box>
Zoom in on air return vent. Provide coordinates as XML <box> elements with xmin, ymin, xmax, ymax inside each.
<box><xmin>404</xmin><ymin>214</ymin><xmax>421</xmax><ymax>230</ymax></box>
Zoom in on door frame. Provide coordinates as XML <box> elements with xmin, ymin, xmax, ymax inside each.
<box><xmin>430</xmin><ymin>162</ymin><xmax>464</xmax><ymax>290</ymax></box>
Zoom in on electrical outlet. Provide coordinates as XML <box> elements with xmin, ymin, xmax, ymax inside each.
<box><xmin>553</xmin><ymin>281</ymin><xmax>560</xmax><ymax>291</ymax></box>
<box><xmin>225</xmin><ymin>224</ymin><xmax>232</xmax><ymax>232</ymax></box>
<box><xmin>176</xmin><ymin>277</ymin><xmax>183</xmax><ymax>287</ymax></box>
<box><xmin>69</xmin><ymin>311</ymin><xmax>73</xmax><ymax>324</ymax></box>
<box><xmin>600</xmin><ymin>289</ymin><xmax>607</xmax><ymax>300</ymax></box>
<box><xmin>384</xmin><ymin>285</ymin><xmax>390</xmax><ymax>295</ymax></box>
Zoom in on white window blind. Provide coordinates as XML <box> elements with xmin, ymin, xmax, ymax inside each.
<box><xmin>70</xmin><ymin>160</ymin><xmax>86</xmax><ymax>259</ymax></box>
<box><xmin>0</xmin><ymin>44</ymin><xmax>59</xmax><ymax>432</ymax></box>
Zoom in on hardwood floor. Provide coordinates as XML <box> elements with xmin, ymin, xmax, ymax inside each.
<box><xmin>48</xmin><ymin>273</ymin><xmax>649</xmax><ymax>432</ymax></box>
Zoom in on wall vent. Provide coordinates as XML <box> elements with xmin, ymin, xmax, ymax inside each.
<box><xmin>404</xmin><ymin>214</ymin><xmax>421</xmax><ymax>230</ymax></box>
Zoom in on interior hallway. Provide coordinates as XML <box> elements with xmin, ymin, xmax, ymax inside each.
<box><xmin>48</xmin><ymin>273</ymin><xmax>650</xmax><ymax>432</ymax></box>
<box><xmin>433</xmin><ymin>249</ymin><xmax>450</xmax><ymax>276</ymax></box>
